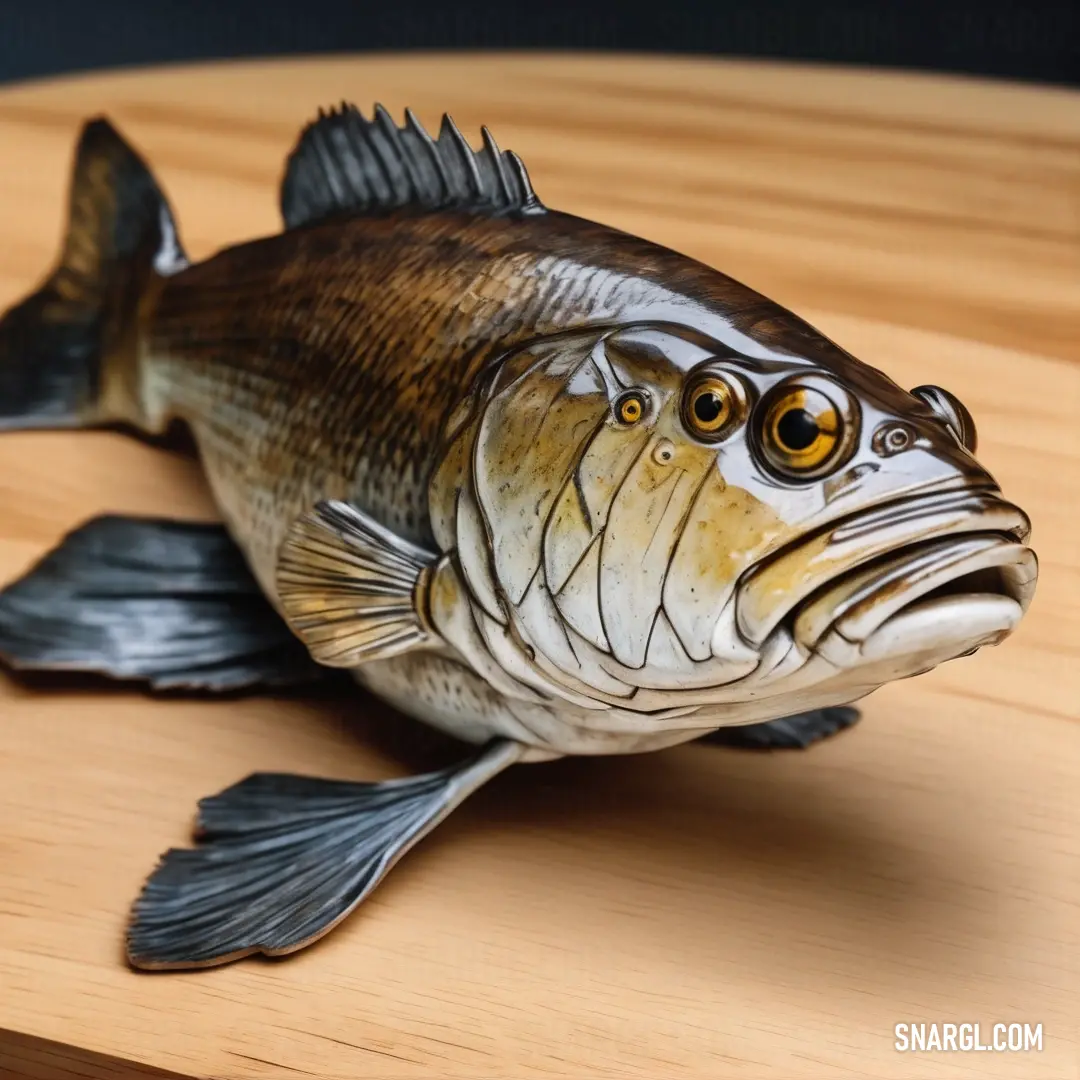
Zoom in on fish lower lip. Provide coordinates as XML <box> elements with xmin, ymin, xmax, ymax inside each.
<box><xmin>791</xmin><ymin>533</ymin><xmax>1037</xmax><ymax>652</ymax></box>
<box><xmin>736</xmin><ymin>487</ymin><xmax>1032</xmax><ymax>646</ymax></box>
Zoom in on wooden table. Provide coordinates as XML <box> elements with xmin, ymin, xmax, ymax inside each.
<box><xmin>0</xmin><ymin>54</ymin><xmax>1077</xmax><ymax>1080</ymax></box>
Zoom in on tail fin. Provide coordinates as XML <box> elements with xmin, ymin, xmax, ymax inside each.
<box><xmin>0</xmin><ymin>118</ymin><xmax>185</xmax><ymax>431</ymax></box>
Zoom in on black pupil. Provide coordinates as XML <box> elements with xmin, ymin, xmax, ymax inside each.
<box><xmin>694</xmin><ymin>391</ymin><xmax>724</xmax><ymax>424</ymax></box>
<box><xmin>777</xmin><ymin>408</ymin><xmax>820</xmax><ymax>451</ymax></box>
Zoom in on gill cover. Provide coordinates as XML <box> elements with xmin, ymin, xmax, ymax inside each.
<box><xmin>429</xmin><ymin>326</ymin><xmax>768</xmax><ymax>707</ymax></box>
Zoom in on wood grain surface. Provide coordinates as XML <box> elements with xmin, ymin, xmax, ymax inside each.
<box><xmin>0</xmin><ymin>54</ymin><xmax>1077</xmax><ymax>1080</ymax></box>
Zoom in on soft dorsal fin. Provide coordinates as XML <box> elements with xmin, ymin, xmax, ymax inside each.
<box><xmin>280</xmin><ymin>103</ymin><xmax>545</xmax><ymax>229</ymax></box>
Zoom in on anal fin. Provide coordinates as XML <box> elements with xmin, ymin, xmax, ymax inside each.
<box><xmin>277</xmin><ymin>500</ymin><xmax>439</xmax><ymax>668</ymax></box>
<box><xmin>127</xmin><ymin>739</ymin><xmax>524</xmax><ymax>969</ymax></box>
<box><xmin>701</xmin><ymin>707</ymin><xmax>861</xmax><ymax>750</ymax></box>
<box><xmin>0</xmin><ymin>515</ymin><xmax>321</xmax><ymax>690</ymax></box>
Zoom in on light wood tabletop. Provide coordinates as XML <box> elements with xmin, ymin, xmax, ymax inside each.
<box><xmin>0</xmin><ymin>54</ymin><xmax>1077</xmax><ymax>1080</ymax></box>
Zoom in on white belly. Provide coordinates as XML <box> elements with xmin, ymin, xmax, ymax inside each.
<box><xmin>353</xmin><ymin>652</ymin><xmax>722</xmax><ymax>761</ymax></box>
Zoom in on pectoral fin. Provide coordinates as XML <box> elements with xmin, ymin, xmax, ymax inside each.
<box><xmin>276</xmin><ymin>500</ymin><xmax>440</xmax><ymax>667</ymax></box>
<box><xmin>0</xmin><ymin>515</ymin><xmax>321</xmax><ymax>690</ymax></box>
<box><xmin>127</xmin><ymin>739</ymin><xmax>524</xmax><ymax>969</ymax></box>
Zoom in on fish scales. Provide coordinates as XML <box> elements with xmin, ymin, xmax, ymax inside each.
<box><xmin>142</xmin><ymin>212</ymin><xmax>799</xmax><ymax>588</ymax></box>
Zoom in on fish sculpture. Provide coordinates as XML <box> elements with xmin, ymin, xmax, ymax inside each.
<box><xmin>0</xmin><ymin>105</ymin><xmax>1036</xmax><ymax>970</ymax></box>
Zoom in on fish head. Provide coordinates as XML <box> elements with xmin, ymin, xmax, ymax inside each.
<box><xmin>435</xmin><ymin>323</ymin><xmax>1036</xmax><ymax>725</ymax></box>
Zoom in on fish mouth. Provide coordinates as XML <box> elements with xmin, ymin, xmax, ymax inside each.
<box><xmin>789</xmin><ymin>532</ymin><xmax>1036</xmax><ymax>668</ymax></box>
<box><xmin>734</xmin><ymin>485</ymin><xmax>1036</xmax><ymax>664</ymax></box>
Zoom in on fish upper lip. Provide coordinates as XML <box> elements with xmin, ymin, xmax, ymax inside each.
<box><xmin>828</xmin><ymin>483</ymin><xmax>1030</xmax><ymax>546</ymax></box>
<box><xmin>735</xmin><ymin>483</ymin><xmax>1033</xmax><ymax>646</ymax></box>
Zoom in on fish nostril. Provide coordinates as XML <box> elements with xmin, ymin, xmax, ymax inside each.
<box><xmin>652</xmin><ymin>439</ymin><xmax>675</xmax><ymax>465</ymax></box>
<box><xmin>872</xmin><ymin>421</ymin><xmax>917</xmax><ymax>458</ymax></box>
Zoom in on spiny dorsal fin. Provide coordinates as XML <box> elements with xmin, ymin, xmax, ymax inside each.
<box><xmin>276</xmin><ymin>500</ymin><xmax>439</xmax><ymax>667</ymax></box>
<box><xmin>280</xmin><ymin>103</ymin><xmax>545</xmax><ymax>229</ymax></box>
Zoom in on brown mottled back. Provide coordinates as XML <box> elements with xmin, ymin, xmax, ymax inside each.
<box><xmin>140</xmin><ymin>207</ymin><xmax>858</xmax><ymax>593</ymax></box>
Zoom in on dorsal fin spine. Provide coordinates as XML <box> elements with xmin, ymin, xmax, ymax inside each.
<box><xmin>316</xmin><ymin>116</ymin><xmax>351</xmax><ymax>204</ymax></box>
<box><xmin>344</xmin><ymin>105</ymin><xmax>380</xmax><ymax>202</ymax></box>
<box><xmin>516</xmin><ymin>154</ymin><xmax>541</xmax><ymax>210</ymax></box>
<box><xmin>481</xmin><ymin>127</ymin><xmax>511</xmax><ymax>204</ymax></box>
<box><xmin>439</xmin><ymin>114</ymin><xmax>483</xmax><ymax>201</ymax></box>
<box><xmin>374</xmin><ymin>103</ymin><xmax>415</xmax><ymax>200</ymax></box>
<box><xmin>280</xmin><ymin>102</ymin><xmax>546</xmax><ymax>228</ymax></box>
<box><xmin>363</xmin><ymin>106</ymin><xmax>398</xmax><ymax>203</ymax></box>
<box><xmin>404</xmin><ymin>106</ymin><xmax>446</xmax><ymax>203</ymax></box>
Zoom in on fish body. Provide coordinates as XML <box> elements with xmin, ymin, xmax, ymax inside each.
<box><xmin>0</xmin><ymin>106</ymin><xmax>1037</xmax><ymax>967</ymax></box>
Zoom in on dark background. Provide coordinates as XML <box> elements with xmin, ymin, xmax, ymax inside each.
<box><xmin>1</xmin><ymin>0</ymin><xmax>1078</xmax><ymax>88</ymax></box>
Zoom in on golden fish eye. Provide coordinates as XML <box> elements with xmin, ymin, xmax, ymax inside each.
<box><xmin>683</xmin><ymin>374</ymin><xmax>741</xmax><ymax>441</ymax></box>
<box><xmin>761</xmin><ymin>385</ymin><xmax>846</xmax><ymax>476</ymax></box>
<box><xmin>616</xmin><ymin>391</ymin><xmax>647</xmax><ymax>425</ymax></box>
